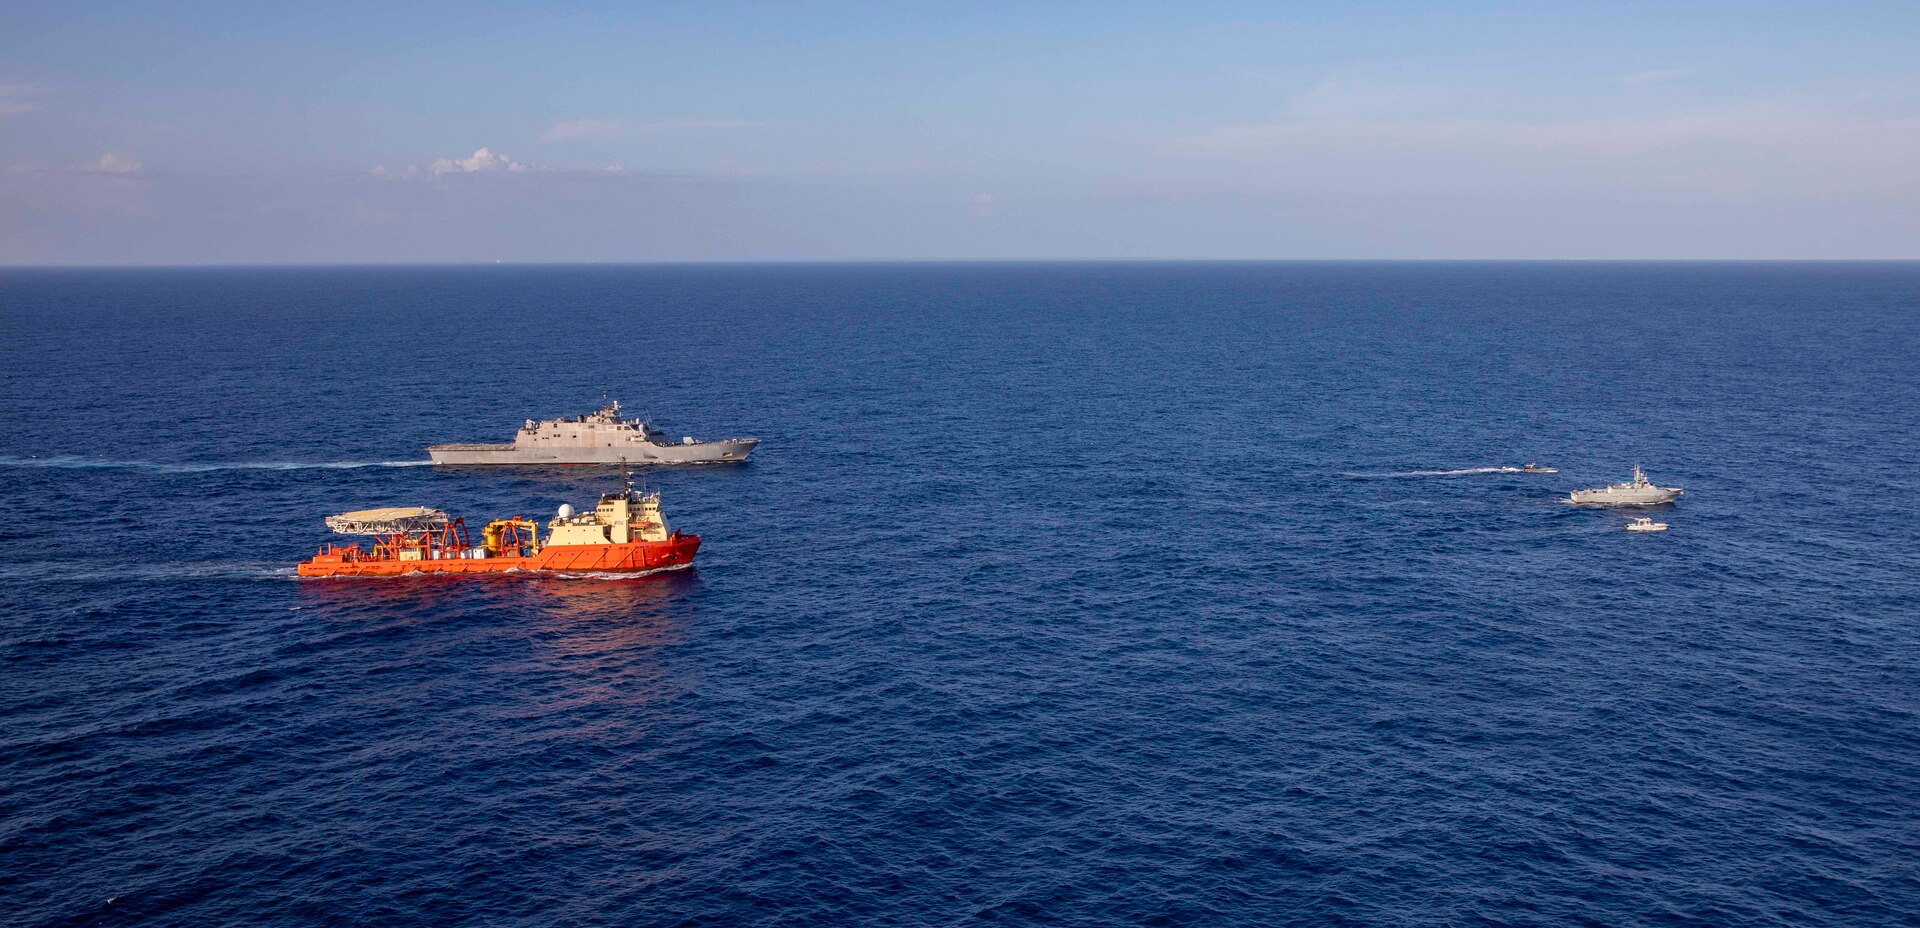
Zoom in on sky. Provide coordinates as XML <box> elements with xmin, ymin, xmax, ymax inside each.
<box><xmin>2</xmin><ymin>1</ymin><xmax>1917</xmax><ymax>263</ymax></box>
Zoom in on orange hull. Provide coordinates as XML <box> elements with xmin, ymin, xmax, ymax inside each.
<box><xmin>297</xmin><ymin>535</ymin><xmax>699</xmax><ymax>578</ymax></box>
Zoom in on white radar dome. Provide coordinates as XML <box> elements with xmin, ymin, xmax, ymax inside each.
<box><xmin>557</xmin><ymin>504</ymin><xmax>575</xmax><ymax>519</ymax></box>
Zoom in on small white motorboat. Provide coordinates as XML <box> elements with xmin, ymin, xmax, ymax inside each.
<box><xmin>1624</xmin><ymin>518</ymin><xmax>1668</xmax><ymax>532</ymax></box>
<box><xmin>1521</xmin><ymin>462</ymin><xmax>1558</xmax><ymax>474</ymax></box>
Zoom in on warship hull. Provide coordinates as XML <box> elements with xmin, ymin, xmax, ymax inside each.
<box><xmin>1569</xmin><ymin>485</ymin><xmax>1683</xmax><ymax>506</ymax></box>
<box><xmin>427</xmin><ymin>438</ymin><xmax>758</xmax><ymax>466</ymax></box>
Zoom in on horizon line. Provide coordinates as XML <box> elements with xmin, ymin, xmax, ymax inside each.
<box><xmin>6</xmin><ymin>257</ymin><xmax>1920</xmax><ymax>270</ymax></box>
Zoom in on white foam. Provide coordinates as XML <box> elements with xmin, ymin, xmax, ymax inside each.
<box><xmin>550</xmin><ymin>563</ymin><xmax>694</xmax><ymax>581</ymax></box>
<box><xmin>0</xmin><ymin>562</ymin><xmax>296</xmax><ymax>583</ymax></box>
<box><xmin>1343</xmin><ymin>466</ymin><xmax>1526</xmax><ymax>478</ymax></box>
<box><xmin>0</xmin><ymin>455</ymin><xmax>432</xmax><ymax>473</ymax></box>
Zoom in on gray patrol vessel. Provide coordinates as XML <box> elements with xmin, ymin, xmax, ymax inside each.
<box><xmin>428</xmin><ymin>401</ymin><xmax>758</xmax><ymax>465</ymax></box>
<box><xmin>1569</xmin><ymin>465</ymin><xmax>1683</xmax><ymax>506</ymax></box>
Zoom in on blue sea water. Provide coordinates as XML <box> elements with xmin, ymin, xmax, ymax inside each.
<box><xmin>2</xmin><ymin>262</ymin><xmax>1918</xmax><ymax>927</ymax></box>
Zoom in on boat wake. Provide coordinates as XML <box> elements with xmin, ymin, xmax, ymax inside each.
<box><xmin>0</xmin><ymin>562</ymin><xmax>297</xmax><ymax>583</ymax></box>
<box><xmin>551</xmin><ymin>563</ymin><xmax>694</xmax><ymax>581</ymax></box>
<box><xmin>0</xmin><ymin>455</ymin><xmax>433</xmax><ymax>474</ymax></box>
<box><xmin>1343</xmin><ymin>466</ymin><xmax>1532</xmax><ymax>478</ymax></box>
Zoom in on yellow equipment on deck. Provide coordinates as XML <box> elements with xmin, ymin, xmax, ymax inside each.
<box><xmin>482</xmin><ymin>518</ymin><xmax>540</xmax><ymax>556</ymax></box>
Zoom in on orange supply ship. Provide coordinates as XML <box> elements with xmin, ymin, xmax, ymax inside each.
<box><xmin>298</xmin><ymin>475</ymin><xmax>698</xmax><ymax>578</ymax></box>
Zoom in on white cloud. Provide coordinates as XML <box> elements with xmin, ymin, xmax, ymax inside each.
<box><xmin>372</xmin><ymin>148</ymin><xmax>542</xmax><ymax>179</ymax></box>
<box><xmin>368</xmin><ymin>148</ymin><xmax>645</xmax><ymax>183</ymax></box>
<box><xmin>0</xmin><ymin>152</ymin><xmax>149</xmax><ymax>221</ymax></box>
<box><xmin>77</xmin><ymin>153</ymin><xmax>143</xmax><ymax>174</ymax></box>
<box><xmin>0</xmin><ymin>82</ymin><xmax>38</xmax><ymax>117</ymax></box>
<box><xmin>429</xmin><ymin>147</ymin><xmax>528</xmax><ymax>175</ymax></box>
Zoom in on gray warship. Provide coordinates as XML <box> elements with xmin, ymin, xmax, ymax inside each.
<box><xmin>427</xmin><ymin>401</ymin><xmax>758</xmax><ymax>465</ymax></box>
<box><xmin>1569</xmin><ymin>465</ymin><xmax>1683</xmax><ymax>506</ymax></box>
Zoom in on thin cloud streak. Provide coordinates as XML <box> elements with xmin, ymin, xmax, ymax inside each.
<box><xmin>77</xmin><ymin>153</ymin><xmax>143</xmax><ymax>174</ymax></box>
<box><xmin>540</xmin><ymin>117</ymin><xmax>767</xmax><ymax>142</ymax></box>
<box><xmin>370</xmin><ymin>147</ymin><xmax>630</xmax><ymax>179</ymax></box>
<box><xmin>5</xmin><ymin>153</ymin><xmax>146</xmax><ymax>175</ymax></box>
<box><xmin>1623</xmin><ymin>67</ymin><xmax>1697</xmax><ymax>85</ymax></box>
<box><xmin>1161</xmin><ymin>105</ymin><xmax>1920</xmax><ymax>200</ymax></box>
<box><xmin>0</xmin><ymin>82</ymin><xmax>40</xmax><ymax>117</ymax></box>
<box><xmin>541</xmin><ymin>119</ymin><xmax>623</xmax><ymax>142</ymax></box>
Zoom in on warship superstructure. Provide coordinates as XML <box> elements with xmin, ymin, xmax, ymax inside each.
<box><xmin>1570</xmin><ymin>466</ymin><xmax>1683</xmax><ymax>506</ymax></box>
<box><xmin>428</xmin><ymin>401</ymin><xmax>757</xmax><ymax>465</ymax></box>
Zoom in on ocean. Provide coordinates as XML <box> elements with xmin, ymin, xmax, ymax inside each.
<box><xmin>2</xmin><ymin>262</ymin><xmax>1917</xmax><ymax>926</ymax></box>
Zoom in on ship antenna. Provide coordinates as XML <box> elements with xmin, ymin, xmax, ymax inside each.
<box><xmin>619</xmin><ymin>456</ymin><xmax>635</xmax><ymax>497</ymax></box>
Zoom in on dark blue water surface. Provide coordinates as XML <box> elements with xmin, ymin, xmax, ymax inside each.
<box><xmin>3</xmin><ymin>262</ymin><xmax>1918</xmax><ymax>927</ymax></box>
